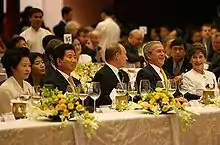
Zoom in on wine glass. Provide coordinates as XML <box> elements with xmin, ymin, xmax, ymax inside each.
<box><xmin>88</xmin><ymin>82</ymin><xmax>101</xmax><ymax>112</ymax></box>
<box><xmin>156</xmin><ymin>80</ymin><xmax>165</xmax><ymax>90</ymax></box>
<box><xmin>127</xmin><ymin>82</ymin><xmax>138</xmax><ymax>102</ymax></box>
<box><xmin>167</xmin><ymin>79</ymin><xmax>177</xmax><ymax>96</ymax></box>
<box><xmin>127</xmin><ymin>64</ymin><xmax>136</xmax><ymax>81</ymax></box>
<box><xmin>77</xmin><ymin>84</ymin><xmax>88</xmax><ymax>106</ymax></box>
<box><xmin>218</xmin><ymin>78</ymin><xmax>220</xmax><ymax>95</ymax></box>
<box><xmin>179</xmin><ymin>83</ymin><xmax>188</xmax><ymax>96</ymax></box>
<box><xmin>116</xmin><ymin>83</ymin><xmax>127</xmax><ymax>96</ymax></box>
<box><xmin>139</xmin><ymin>80</ymin><xmax>150</xmax><ymax>95</ymax></box>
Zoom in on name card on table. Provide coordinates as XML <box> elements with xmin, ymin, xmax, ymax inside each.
<box><xmin>1</xmin><ymin>113</ymin><xmax>15</xmax><ymax>122</ymax></box>
<box><xmin>64</xmin><ymin>34</ymin><xmax>72</xmax><ymax>44</ymax></box>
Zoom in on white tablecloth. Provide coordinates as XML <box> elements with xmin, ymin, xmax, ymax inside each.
<box><xmin>1</xmin><ymin>107</ymin><xmax>220</xmax><ymax>145</ymax></box>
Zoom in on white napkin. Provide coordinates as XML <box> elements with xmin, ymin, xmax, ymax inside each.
<box><xmin>110</xmin><ymin>88</ymin><xmax>117</xmax><ymax>101</ymax></box>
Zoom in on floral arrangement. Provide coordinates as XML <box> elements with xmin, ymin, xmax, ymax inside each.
<box><xmin>31</xmin><ymin>87</ymin><xmax>99</xmax><ymax>137</ymax></box>
<box><xmin>75</xmin><ymin>62</ymin><xmax>100</xmax><ymax>84</ymax></box>
<box><xmin>138</xmin><ymin>88</ymin><xmax>196</xmax><ymax>129</ymax></box>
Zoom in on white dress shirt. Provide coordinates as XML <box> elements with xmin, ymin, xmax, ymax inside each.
<box><xmin>20</xmin><ymin>27</ymin><xmax>52</xmax><ymax>54</ymax></box>
<box><xmin>106</xmin><ymin>63</ymin><xmax>121</xmax><ymax>83</ymax></box>
<box><xmin>183</xmin><ymin>69</ymin><xmax>218</xmax><ymax>96</ymax></box>
<box><xmin>96</xmin><ymin>18</ymin><xmax>120</xmax><ymax>61</ymax></box>
<box><xmin>0</xmin><ymin>76</ymin><xmax>33</xmax><ymax>113</ymax></box>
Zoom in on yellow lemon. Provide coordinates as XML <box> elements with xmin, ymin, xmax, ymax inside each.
<box><xmin>68</xmin><ymin>103</ymin><xmax>74</xmax><ymax>110</ymax></box>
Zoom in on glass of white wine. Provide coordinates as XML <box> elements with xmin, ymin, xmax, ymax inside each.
<box><xmin>139</xmin><ymin>80</ymin><xmax>150</xmax><ymax>96</ymax></box>
<box><xmin>179</xmin><ymin>83</ymin><xmax>188</xmax><ymax>96</ymax></box>
<box><xmin>88</xmin><ymin>82</ymin><xmax>101</xmax><ymax>112</ymax></box>
<box><xmin>218</xmin><ymin>78</ymin><xmax>220</xmax><ymax>96</ymax></box>
<box><xmin>128</xmin><ymin>82</ymin><xmax>138</xmax><ymax>102</ymax></box>
<box><xmin>116</xmin><ymin>83</ymin><xmax>127</xmax><ymax>96</ymax></box>
<box><xmin>77</xmin><ymin>84</ymin><xmax>88</xmax><ymax>106</ymax></box>
<box><xmin>167</xmin><ymin>79</ymin><xmax>177</xmax><ymax>96</ymax></box>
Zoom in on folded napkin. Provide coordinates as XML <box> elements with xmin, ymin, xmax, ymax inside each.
<box><xmin>110</xmin><ymin>88</ymin><xmax>117</xmax><ymax>101</ymax></box>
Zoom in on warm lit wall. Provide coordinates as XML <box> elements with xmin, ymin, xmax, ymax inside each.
<box><xmin>63</xmin><ymin>0</ymin><xmax>114</xmax><ymax>27</ymax></box>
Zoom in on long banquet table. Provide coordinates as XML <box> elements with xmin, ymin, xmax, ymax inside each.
<box><xmin>1</xmin><ymin>106</ymin><xmax>220</xmax><ymax>145</ymax></box>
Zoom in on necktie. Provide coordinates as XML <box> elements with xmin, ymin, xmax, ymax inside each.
<box><xmin>68</xmin><ymin>76</ymin><xmax>76</xmax><ymax>91</ymax></box>
<box><xmin>160</xmin><ymin>69</ymin><xmax>168</xmax><ymax>88</ymax></box>
<box><xmin>173</xmin><ymin>62</ymin><xmax>180</xmax><ymax>76</ymax></box>
<box><xmin>118</xmin><ymin>70</ymin><xmax>124</xmax><ymax>83</ymax></box>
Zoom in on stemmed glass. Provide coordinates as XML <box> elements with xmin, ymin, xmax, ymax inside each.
<box><xmin>156</xmin><ymin>80</ymin><xmax>165</xmax><ymax>90</ymax></box>
<box><xmin>77</xmin><ymin>84</ymin><xmax>88</xmax><ymax>106</ymax></box>
<box><xmin>30</xmin><ymin>85</ymin><xmax>41</xmax><ymax>105</ymax></box>
<box><xmin>116</xmin><ymin>82</ymin><xmax>127</xmax><ymax>96</ymax></box>
<box><xmin>127</xmin><ymin>82</ymin><xmax>138</xmax><ymax>102</ymax></box>
<box><xmin>218</xmin><ymin>78</ymin><xmax>220</xmax><ymax>96</ymax></box>
<box><xmin>127</xmin><ymin>64</ymin><xmax>136</xmax><ymax>82</ymax></box>
<box><xmin>139</xmin><ymin>80</ymin><xmax>150</xmax><ymax>95</ymax></box>
<box><xmin>88</xmin><ymin>82</ymin><xmax>101</xmax><ymax>112</ymax></box>
<box><xmin>179</xmin><ymin>83</ymin><xmax>188</xmax><ymax>97</ymax></box>
<box><xmin>167</xmin><ymin>79</ymin><xmax>177</xmax><ymax>96</ymax></box>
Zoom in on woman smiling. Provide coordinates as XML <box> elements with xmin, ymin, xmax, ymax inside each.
<box><xmin>182</xmin><ymin>43</ymin><xmax>218</xmax><ymax>100</ymax></box>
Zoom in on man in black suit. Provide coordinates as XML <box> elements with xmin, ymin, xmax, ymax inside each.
<box><xmin>122</xmin><ymin>29</ymin><xmax>145</xmax><ymax>66</ymax></box>
<box><xmin>208</xmin><ymin>32</ymin><xmax>220</xmax><ymax>79</ymax></box>
<box><xmin>43</xmin><ymin>44</ymin><xmax>80</xmax><ymax>93</ymax></box>
<box><xmin>53</xmin><ymin>7</ymin><xmax>73</xmax><ymax>39</ymax></box>
<box><xmin>43</xmin><ymin>38</ymin><xmax>63</xmax><ymax>79</ymax></box>
<box><xmin>136</xmin><ymin>41</ymin><xmax>168</xmax><ymax>90</ymax></box>
<box><xmin>93</xmin><ymin>43</ymin><xmax>129</xmax><ymax>106</ymax></box>
<box><xmin>76</xmin><ymin>28</ymin><xmax>97</xmax><ymax>62</ymax></box>
<box><xmin>163</xmin><ymin>38</ymin><xmax>192</xmax><ymax>79</ymax></box>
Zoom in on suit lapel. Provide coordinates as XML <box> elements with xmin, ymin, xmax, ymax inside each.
<box><xmin>147</xmin><ymin>64</ymin><xmax>162</xmax><ymax>81</ymax></box>
<box><xmin>55</xmin><ymin>70</ymin><xmax>69</xmax><ymax>88</ymax></box>
<box><xmin>104</xmin><ymin>65</ymin><xmax>119</xmax><ymax>85</ymax></box>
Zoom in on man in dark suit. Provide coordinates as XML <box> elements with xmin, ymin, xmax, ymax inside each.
<box><xmin>53</xmin><ymin>7</ymin><xmax>73</xmax><ymax>39</ymax></box>
<box><xmin>76</xmin><ymin>28</ymin><xmax>97</xmax><ymax>62</ymax></box>
<box><xmin>163</xmin><ymin>38</ymin><xmax>192</xmax><ymax>79</ymax></box>
<box><xmin>136</xmin><ymin>41</ymin><xmax>168</xmax><ymax>90</ymax></box>
<box><xmin>43</xmin><ymin>38</ymin><xmax>64</xmax><ymax>79</ymax></box>
<box><xmin>43</xmin><ymin>44</ymin><xmax>80</xmax><ymax>93</ymax></box>
<box><xmin>208</xmin><ymin>32</ymin><xmax>220</xmax><ymax>79</ymax></box>
<box><xmin>122</xmin><ymin>29</ymin><xmax>145</xmax><ymax>66</ymax></box>
<box><xmin>93</xmin><ymin>43</ymin><xmax>129</xmax><ymax>106</ymax></box>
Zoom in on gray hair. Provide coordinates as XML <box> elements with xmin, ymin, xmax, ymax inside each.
<box><xmin>46</xmin><ymin>39</ymin><xmax>64</xmax><ymax>51</ymax></box>
<box><xmin>143</xmin><ymin>41</ymin><xmax>162</xmax><ymax>62</ymax></box>
<box><xmin>65</xmin><ymin>21</ymin><xmax>80</xmax><ymax>33</ymax></box>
